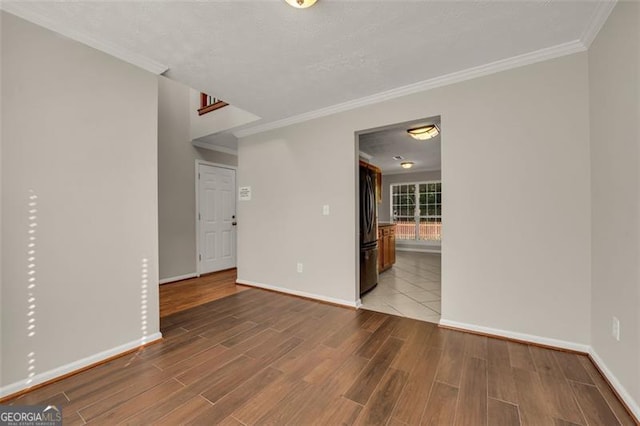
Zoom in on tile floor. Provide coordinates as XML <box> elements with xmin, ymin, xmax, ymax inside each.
<box><xmin>361</xmin><ymin>251</ymin><xmax>441</xmax><ymax>323</ymax></box>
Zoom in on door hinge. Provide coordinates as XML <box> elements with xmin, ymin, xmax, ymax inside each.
<box><xmin>199</xmin><ymin>254</ymin><xmax>202</xmax><ymax>261</ymax></box>
<box><xmin>198</xmin><ymin>213</ymin><xmax>201</xmax><ymax>220</ymax></box>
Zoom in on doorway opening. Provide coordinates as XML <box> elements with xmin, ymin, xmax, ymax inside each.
<box><xmin>356</xmin><ymin>116</ymin><xmax>442</xmax><ymax>324</ymax></box>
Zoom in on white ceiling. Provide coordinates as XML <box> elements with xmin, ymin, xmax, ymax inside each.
<box><xmin>359</xmin><ymin>117</ymin><xmax>441</xmax><ymax>174</ymax></box>
<box><xmin>3</xmin><ymin>1</ymin><xmax>611</xmax><ymax>134</ymax></box>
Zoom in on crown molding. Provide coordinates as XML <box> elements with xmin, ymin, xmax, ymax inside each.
<box><xmin>0</xmin><ymin>2</ymin><xmax>169</xmax><ymax>75</ymax></box>
<box><xmin>234</xmin><ymin>40</ymin><xmax>586</xmax><ymax>138</ymax></box>
<box><xmin>358</xmin><ymin>151</ymin><xmax>373</xmax><ymax>161</ymax></box>
<box><xmin>382</xmin><ymin>167</ymin><xmax>441</xmax><ymax>176</ymax></box>
<box><xmin>580</xmin><ymin>0</ymin><xmax>617</xmax><ymax>48</ymax></box>
<box><xmin>192</xmin><ymin>140</ymin><xmax>238</xmax><ymax>156</ymax></box>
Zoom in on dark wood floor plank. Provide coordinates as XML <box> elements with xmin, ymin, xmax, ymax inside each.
<box><xmin>538</xmin><ymin>371</ymin><xmax>587</xmax><ymax>425</ymax></box>
<box><xmin>464</xmin><ymin>333</ymin><xmax>488</xmax><ymax>359</ymax></box>
<box><xmin>220</xmin><ymin>321</ymin><xmax>270</xmax><ymax>347</ymax></box>
<box><xmin>199</xmin><ymin>355</ymin><xmax>264</xmax><ymax>403</ymax></box>
<box><xmin>317</xmin><ymin>354</ymin><xmax>370</xmax><ymax>395</ymax></box>
<box><xmin>488</xmin><ymin>398</ymin><xmax>521</xmax><ymax>426</ymax></box>
<box><xmin>391</xmin><ymin>316</ymin><xmax>420</xmax><ymax>340</ymax></box>
<box><xmin>361</xmin><ymin>311</ymin><xmax>388</xmax><ymax>332</ymax></box>
<box><xmin>554</xmin><ymin>351</ymin><xmax>594</xmax><ymax>385</ymax></box>
<box><xmin>64</xmin><ymin>365</ymin><xmax>170</xmax><ymax>417</ymax></box>
<box><xmin>357</xmin><ymin>316</ymin><xmax>401</xmax><ymax>359</ymax></box>
<box><xmin>530</xmin><ymin>346</ymin><xmax>565</xmax><ymax>378</ymax></box>
<box><xmin>159</xmin><ymin>268</ymin><xmax>248</xmax><ymax>317</ymax></box>
<box><xmin>345</xmin><ymin>336</ymin><xmax>404</xmax><ymax>405</ymax></box>
<box><xmin>154</xmin><ymin>395</ymin><xmax>212</xmax><ymax>426</ymax></box>
<box><xmin>391</xmin><ymin>320</ymin><xmax>434</xmax><ymax>373</ymax></box>
<box><xmin>454</xmin><ymin>357</ymin><xmax>488</xmax><ymax>426</ymax></box>
<box><xmin>570</xmin><ymin>381</ymin><xmax>621</xmax><ymax>426</ymax></box>
<box><xmin>508</xmin><ymin>342</ymin><xmax>536</xmax><ymax>371</ymax></box>
<box><xmin>87</xmin><ymin>378</ymin><xmax>184</xmax><ymax>424</ymax></box>
<box><xmin>312</xmin><ymin>396</ymin><xmax>363</xmax><ymax>426</ymax></box>
<box><xmin>435</xmin><ymin>329</ymin><xmax>466</xmax><ymax>387</ymax></box>
<box><xmin>513</xmin><ymin>368</ymin><xmax>556</xmax><ymax>425</ymax></box>
<box><xmin>175</xmin><ymin>349</ymin><xmax>244</xmax><ymax>387</ymax></box>
<box><xmin>487</xmin><ymin>338</ymin><xmax>518</xmax><ymax>404</ymax></box>
<box><xmin>323</xmin><ymin>309</ymin><xmax>374</xmax><ymax>348</ymax></box>
<box><xmin>4</xmin><ymin>288</ymin><xmax>635</xmax><ymax>426</ymax></box>
<box><xmin>151</xmin><ymin>336</ymin><xmax>219</xmax><ymax>369</ymax></box>
<box><xmin>421</xmin><ymin>381</ymin><xmax>459</xmax><ymax>425</ymax></box>
<box><xmin>189</xmin><ymin>367</ymin><xmax>283</xmax><ymax>425</ymax></box>
<box><xmin>123</xmin><ymin>387</ymin><xmax>201</xmax><ymax>425</ymax></box>
<box><xmin>61</xmin><ymin>410</ymin><xmax>85</xmax><ymax>426</ymax></box>
<box><xmin>155</xmin><ymin>344</ymin><xmax>227</xmax><ymax>377</ymax></box>
<box><xmin>393</xmin><ymin>346</ymin><xmax>442</xmax><ymax>425</ymax></box>
<box><xmin>578</xmin><ymin>356</ymin><xmax>636</xmax><ymax>426</ymax></box>
<box><xmin>252</xmin><ymin>379</ymin><xmax>313</xmax><ymax>425</ymax></box>
<box><xmin>355</xmin><ymin>368</ymin><xmax>408</xmax><ymax>426</ymax></box>
<box><xmin>553</xmin><ymin>418</ymin><xmax>582</xmax><ymax>426</ymax></box>
<box><xmin>230</xmin><ymin>376</ymin><xmax>305</xmax><ymax>425</ymax></box>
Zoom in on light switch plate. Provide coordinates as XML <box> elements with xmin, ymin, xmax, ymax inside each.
<box><xmin>322</xmin><ymin>205</ymin><xmax>330</xmax><ymax>215</ymax></box>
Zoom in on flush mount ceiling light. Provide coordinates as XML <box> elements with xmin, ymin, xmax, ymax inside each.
<box><xmin>284</xmin><ymin>0</ymin><xmax>318</xmax><ymax>8</ymax></box>
<box><xmin>401</xmin><ymin>162</ymin><xmax>414</xmax><ymax>169</ymax></box>
<box><xmin>407</xmin><ymin>124</ymin><xmax>440</xmax><ymax>141</ymax></box>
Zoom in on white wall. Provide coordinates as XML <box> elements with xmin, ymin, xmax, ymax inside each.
<box><xmin>158</xmin><ymin>76</ymin><xmax>238</xmax><ymax>280</ymax></box>
<box><xmin>238</xmin><ymin>52</ymin><xmax>591</xmax><ymax>344</ymax></box>
<box><xmin>190</xmin><ymin>90</ymin><xmax>259</xmax><ymax>141</ymax></box>
<box><xmin>589</xmin><ymin>1</ymin><xmax>640</xmax><ymax>412</ymax></box>
<box><xmin>1</xmin><ymin>12</ymin><xmax>159</xmax><ymax>393</ymax></box>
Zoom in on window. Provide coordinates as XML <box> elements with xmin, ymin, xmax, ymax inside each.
<box><xmin>391</xmin><ymin>181</ymin><xmax>442</xmax><ymax>241</ymax></box>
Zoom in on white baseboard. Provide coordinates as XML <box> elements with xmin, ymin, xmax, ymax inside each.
<box><xmin>438</xmin><ymin>319</ymin><xmax>590</xmax><ymax>353</ymax></box>
<box><xmin>159</xmin><ymin>273</ymin><xmax>197</xmax><ymax>285</ymax></box>
<box><xmin>396</xmin><ymin>247</ymin><xmax>442</xmax><ymax>254</ymax></box>
<box><xmin>236</xmin><ymin>279</ymin><xmax>358</xmax><ymax>308</ymax></box>
<box><xmin>589</xmin><ymin>348</ymin><xmax>640</xmax><ymax>421</ymax></box>
<box><xmin>0</xmin><ymin>332</ymin><xmax>162</xmax><ymax>399</ymax></box>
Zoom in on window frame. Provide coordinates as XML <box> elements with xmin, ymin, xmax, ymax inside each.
<box><xmin>390</xmin><ymin>180</ymin><xmax>442</xmax><ymax>241</ymax></box>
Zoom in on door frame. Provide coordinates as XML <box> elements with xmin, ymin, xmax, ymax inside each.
<box><xmin>195</xmin><ymin>159</ymin><xmax>238</xmax><ymax>277</ymax></box>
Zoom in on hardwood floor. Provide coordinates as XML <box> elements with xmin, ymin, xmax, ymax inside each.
<box><xmin>8</xmin><ymin>289</ymin><xmax>636</xmax><ymax>425</ymax></box>
<box><xmin>159</xmin><ymin>268</ymin><xmax>248</xmax><ymax>317</ymax></box>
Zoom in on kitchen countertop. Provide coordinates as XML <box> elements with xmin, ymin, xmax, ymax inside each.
<box><xmin>378</xmin><ymin>222</ymin><xmax>395</xmax><ymax>227</ymax></box>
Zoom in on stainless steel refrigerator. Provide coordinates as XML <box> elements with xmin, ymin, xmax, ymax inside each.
<box><xmin>360</xmin><ymin>165</ymin><xmax>378</xmax><ymax>295</ymax></box>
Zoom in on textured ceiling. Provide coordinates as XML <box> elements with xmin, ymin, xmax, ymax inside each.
<box><xmin>360</xmin><ymin>117</ymin><xmax>441</xmax><ymax>174</ymax></box>
<box><xmin>6</xmin><ymin>1</ymin><xmax>604</xmax><ymax>128</ymax></box>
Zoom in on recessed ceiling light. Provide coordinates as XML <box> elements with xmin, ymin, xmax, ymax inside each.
<box><xmin>401</xmin><ymin>162</ymin><xmax>414</xmax><ymax>169</ymax></box>
<box><xmin>284</xmin><ymin>0</ymin><xmax>318</xmax><ymax>8</ymax></box>
<box><xmin>407</xmin><ymin>124</ymin><xmax>439</xmax><ymax>140</ymax></box>
<box><xmin>393</xmin><ymin>155</ymin><xmax>404</xmax><ymax>160</ymax></box>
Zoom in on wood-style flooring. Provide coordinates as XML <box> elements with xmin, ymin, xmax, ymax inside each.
<box><xmin>7</xmin><ymin>289</ymin><xmax>636</xmax><ymax>425</ymax></box>
<box><xmin>159</xmin><ymin>268</ymin><xmax>248</xmax><ymax>318</ymax></box>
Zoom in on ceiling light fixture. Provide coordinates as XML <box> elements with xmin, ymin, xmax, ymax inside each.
<box><xmin>401</xmin><ymin>162</ymin><xmax>414</xmax><ymax>169</ymax></box>
<box><xmin>407</xmin><ymin>124</ymin><xmax>440</xmax><ymax>140</ymax></box>
<box><xmin>284</xmin><ymin>0</ymin><xmax>318</xmax><ymax>8</ymax></box>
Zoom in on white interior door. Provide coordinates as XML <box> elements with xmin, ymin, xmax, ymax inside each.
<box><xmin>198</xmin><ymin>164</ymin><xmax>236</xmax><ymax>274</ymax></box>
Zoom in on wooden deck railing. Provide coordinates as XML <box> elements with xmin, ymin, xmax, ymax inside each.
<box><xmin>198</xmin><ymin>93</ymin><xmax>229</xmax><ymax>116</ymax></box>
<box><xmin>394</xmin><ymin>221</ymin><xmax>442</xmax><ymax>241</ymax></box>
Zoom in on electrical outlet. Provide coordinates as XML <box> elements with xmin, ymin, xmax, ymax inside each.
<box><xmin>322</xmin><ymin>205</ymin><xmax>330</xmax><ymax>216</ymax></box>
<box><xmin>297</xmin><ymin>262</ymin><xmax>303</xmax><ymax>273</ymax></box>
<box><xmin>612</xmin><ymin>316</ymin><xmax>620</xmax><ymax>341</ymax></box>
